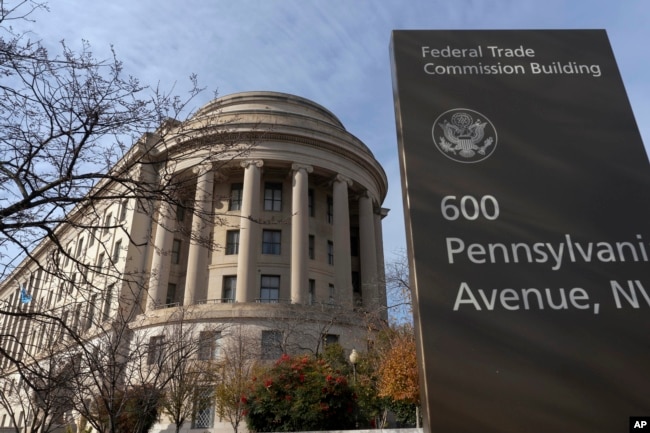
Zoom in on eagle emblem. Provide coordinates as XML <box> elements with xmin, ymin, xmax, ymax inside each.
<box><xmin>432</xmin><ymin>109</ymin><xmax>497</xmax><ymax>163</ymax></box>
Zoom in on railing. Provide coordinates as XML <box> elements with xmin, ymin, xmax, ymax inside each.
<box><xmin>194</xmin><ymin>298</ymin><xmax>235</xmax><ymax>305</ymax></box>
<box><xmin>254</xmin><ymin>298</ymin><xmax>291</xmax><ymax>304</ymax></box>
<box><xmin>152</xmin><ymin>298</ymin><xmax>343</xmax><ymax>309</ymax></box>
<box><xmin>152</xmin><ymin>301</ymin><xmax>180</xmax><ymax>310</ymax></box>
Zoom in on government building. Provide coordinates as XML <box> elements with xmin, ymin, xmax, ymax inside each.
<box><xmin>0</xmin><ymin>91</ymin><xmax>389</xmax><ymax>432</ymax></box>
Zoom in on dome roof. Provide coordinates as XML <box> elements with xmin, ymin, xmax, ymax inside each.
<box><xmin>194</xmin><ymin>91</ymin><xmax>345</xmax><ymax>130</ymax></box>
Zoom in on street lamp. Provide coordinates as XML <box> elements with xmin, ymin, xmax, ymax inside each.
<box><xmin>349</xmin><ymin>348</ymin><xmax>360</xmax><ymax>428</ymax></box>
<box><xmin>349</xmin><ymin>348</ymin><xmax>359</xmax><ymax>385</ymax></box>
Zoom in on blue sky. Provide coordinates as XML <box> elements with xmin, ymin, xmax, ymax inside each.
<box><xmin>18</xmin><ymin>0</ymin><xmax>650</xmax><ymax>262</ymax></box>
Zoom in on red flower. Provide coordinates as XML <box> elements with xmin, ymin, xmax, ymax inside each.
<box><xmin>264</xmin><ymin>379</ymin><xmax>273</xmax><ymax>388</ymax></box>
<box><xmin>241</xmin><ymin>396</ymin><xmax>248</xmax><ymax>404</ymax></box>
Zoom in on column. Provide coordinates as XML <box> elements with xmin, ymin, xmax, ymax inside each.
<box><xmin>291</xmin><ymin>164</ymin><xmax>313</xmax><ymax>304</ymax></box>
<box><xmin>333</xmin><ymin>174</ymin><xmax>353</xmax><ymax>308</ymax></box>
<box><xmin>184</xmin><ymin>163</ymin><xmax>214</xmax><ymax>305</ymax></box>
<box><xmin>147</xmin><ymin>199</ymin><xmax>174</xmax><ymax>311</ymax></box>
<box><xmin>235</xmin><ymin>160</ymin><xmax>263</xmax><ymax>303</ymax></box>
<box><xmin>359</xmin><ymin>191</ymin><xmax>378</xmax><ymax>311</ymax></box>
<box><xmin>375</xmin><ymin>208</ymin><xmax>390</xmax><ymax>321</ymax></box>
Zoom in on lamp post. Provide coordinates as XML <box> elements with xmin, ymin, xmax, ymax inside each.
<box><xmin>349</xmin><ymin>348</ymin><xmax>360</xmax><ymax>428</ymax></box>
<box><xmin>349</xmin><ymin>348</ymin><xmax>359</xmax><ymax>385</ymax></box>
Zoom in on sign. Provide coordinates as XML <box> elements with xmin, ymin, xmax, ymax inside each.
<box><xmin>391</xmin><ymin>30</ymin><xmax>650</xmax><ymax>433</ymax></box>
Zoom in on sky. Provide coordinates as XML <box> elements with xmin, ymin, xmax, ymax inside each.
<box><xmin>16</xmin><ymin>0</ymin><xmax>650</xmax><ymax>263</ymax></box>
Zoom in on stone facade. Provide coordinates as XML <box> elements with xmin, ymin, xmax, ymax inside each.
<box><xmin>0</xmin><ymin>91</ymin><xmax>388</xmax><ymax>433</ymax></box>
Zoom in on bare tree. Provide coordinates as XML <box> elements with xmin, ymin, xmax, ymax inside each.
<box><xmin>159</xmin><ymin>313</ymin><xmax>224</xmax><ymax>433</ymax></box>
<box><xmin>0</xmin><ymin>1</ymin><xmax>254</xmax><ymax>418</ymax></box>
<box><xmin>58</xmin><ymin>308</ymin><xmax>210</xmax><ymax>433</ymax></box>
<box><xmin>0</xmin><ymin>352</ymin><xmax>74</xmax><ymax>433</ymax></box>
<box><xmin>384</xmin><ymin>250</ymin><xmax>413</xmax><ymax>324</ymax></box>
<box><xmin>215</xmin><ymin>325</ymin><xmax>261</xmax><ymax>433</ymax></box>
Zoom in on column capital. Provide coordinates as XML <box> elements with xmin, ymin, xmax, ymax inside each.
<box><xmin>241</xmin><ymin>159</ymin><xmax>264</xmax><ymax>169</ymax></box>
<box><xmin>334</xmin><ymin>173</ymin><xmax>353</xmax><ymax>187</ymax></box>
<box><xmin>291</xmin><ymin>163</ymin><xmax>313</xmax><ymax>174</ymax></box>
<box><xmin>359</xmin><ymin>189</ymin><xmax>375</xmax><ymax>201</ymax></box>
<box><xmin>191</xmin><ymin>161</ymin><xmax>214</xmax><ymax>176</ymax></box>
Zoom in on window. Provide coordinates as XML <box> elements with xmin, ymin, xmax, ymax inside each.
<box><xmin>308</xmin><ymin>188</ymin><xmax>314</xmax><ymax>217</ymax></box>
<box><xmin>103</xmin><ymin>212</ymin><xmax>113</xmax><ymax>235</ymax></box>
<box><xmin>327</xmin><ymin>196</ymin><xmax>333</xmax><ymax>224</ymax></box>
<box><xmin>119</xmin><ymin>199</ymin><xmax>129</xmax><ymax>221</ymax></box>
<box><xmin>229</xmin><ymin>183</ymin><xmax>243</xmax><ymax>211</ymax></box>
<box><xmin>85</xmin><ymin>294</ymin><xmax>97</xmax><ymax>330</ymax></box>
<box><xmin>308</xmin><ymin>235</ymin><xmax>315</xmax><ymax>260</ymax></box>
<box><xmin>261</xmin><ymin>330</ymin><xmax>283</xmax><ymax>360</ymax></box>
<box><xmin>323</xmin><ymin>334</ymin><xmax>339</xmax><ymax>346</ymax></box>
<box><xmin>89</xmin><ymin>227</ymin><xmax>97</xmax><ymax>247</ymax></box>
<box><xmin>102</xmin><ymin>284</ymin><xmax>114</xmax><ymax>321</ymax></box>
<box><xmin>171</xmin><ymin>239</ymin><xmax>182</xmax><ymax>265</ymax></box>
<box><xmin>329</xmin><ymin>284</ymin><xmax>335</xmax><ymax>303</ymax></box>
<box><xmin>72</xmin><ymin>303</ymin><xmax>82</xmax><ymax>333</ymax></box>
<box><xmin>262</xmin><ymin>230</ymin><xmax>281</xmax><ymax>255</ymax></box>
<box><xmin>64</xmin><ymin>242</ymin><xmax>73</xmax><ymax>267</ymax></box>
<box><xmin>96</xmin><ymin>252</ymin><xmax>105</xmax><ymax>273</ymax></box>
<box><xmin>259</xmin><ymin>275</ymin><xmax>280</xmax><ymax>303</ymax></box>
<box><xmin>198</xmin><ymin>331</ymin><xmax>221</xmax><ymax>360</ymax></box>
<box><xmin>350</xmin><ymin>227</ymin><xmax>359</xmax><ymax>257</ymax></box>
<box><xmin>308</xmin><ymin>279</ymin><xmax>315</xmax><ymax>305</ymax></box>
<box><xmin>147</xmin><ymin>336</ymin><xmax>165</xmax><ymax>365</ymax></box>
<box><xmin>352</xmin><ymin>271</ymin><xmax>361</xmax><ymax>293</ymax></box>
<box><xmin>223</xmin><ymin>276</ymin><xmax>236</xmax><ymax>303</ymax></box>
<box><xmin>166</xmin><ymin>283</ymin><xmax>177</xmax><ymax>305</ymax></box>
<box><xmin>225</xmin><ymin>230</ymin><xmax>240</xmax><ymax>255</ymax></box>
<box><xmin>264</xmin><ymin>182</ymin><xmax>282</xmax><ymax>211</ymax></box>
<box><xmin>353</xmin><ymin>271</ymin><xmax>362</xmax><ymax>306</ymax></box>
<box><xmin>76</xmin><ymin>238</ymin><xmax>85</xmax><ymax>258</ymax></box>
<box><xmin>192</xmin><ymin>387</ymin><xmax>215</xmax><ymax>428</ymax></box>
<box><xmin>176</xmin><ymin>203</ymin><xmax>186</xmax><ymax>222</ymax></box>
<box><xmin>112</xmin><ymin>239</ymin><xmax>122</xmax><ymax>264</ymax></box>
<box><xmin>327</xmin><ymin>241</ymin><xmax>334</xmax><ymax>265</ymax></box>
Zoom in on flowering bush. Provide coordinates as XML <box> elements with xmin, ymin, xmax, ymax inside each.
<box><xmin>242</xmin><ymin>354</ymin><xmax>356</xmax><ymax>432</ymax></box>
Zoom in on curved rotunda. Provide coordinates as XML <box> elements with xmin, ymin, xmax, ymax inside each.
<box><xmin>140</xmin><ymin>91</ymin><xmax>389</xmax><ymax>346</ymax></box>
<box><xmin>0</xmin><ymin>91</ymin><xmax>389</xmax><ymax>433</ymax></box>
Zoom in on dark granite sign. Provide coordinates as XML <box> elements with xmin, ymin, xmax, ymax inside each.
<box><xmin>391</xmin><ymin>30</ymin><xmax>650</xmax><ymax>433</ymax></box>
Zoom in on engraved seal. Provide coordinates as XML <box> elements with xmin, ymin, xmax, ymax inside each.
<box><xmin>432</xmin><ymin>109</ymin><xmax>497</xmax><ymax>163</ymax></box>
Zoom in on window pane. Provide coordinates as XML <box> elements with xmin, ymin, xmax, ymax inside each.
<box><xmin>166</xmin><ymin>283</ymin><xmax>177</xmax><ymax>305</ymax></box>
<box><xmin>260</xmin><ymin>275</ymin><xmax>280</xmax><ymax>303</ymax></box>
<box><xmin>327</xmin><ymin>196</ymin><xmax>333</xmax><ymax>224</ymax></box>
<box><xmin>226</xmin><ymin>230</ymin><xmax>240</xmax><ymax>255</ymax></box>
<box><xmin>264</xmin><ymin>183</ymin><xmax>282</xmax><ymax>211</ymax></box>
<box><xmin>147</xmin><ymin>335</ymin><xmax>165</xmax><ymax>365</ymax></box>
<box><xmin>171</xmin><ymin>239</ymin><xmax>181</xmax><ymax>264</ymax></box>
<box><xmin>262</xmin><ymin>230</ymin><xmax>281</xmax><ymax>255</ymax></box>
<box><xmin>112</xmin><ymin>239</ymin><xmax>122</xmax><ymax>263</ymax></box>
<box><xmin>192</xmin><ymin>387</ymin><xmax>215</xmax><ymax>428</ymax></box>
<box><xmin>327</xmin><ymin>241</ymin><xmax>334</xmax><ymax>265</ymax></box>
<box><xmin>261</xmin><ymin>330</ymin><xmax>283</xmax><ymax>360</ymax></box>
<box><xmin>229</xmin><ymin>183</ymin><xmax>243</xmax><ymax>211</ymax></box>
<box><xmin>223</xmin><ymin>276</ymin><xmax>236</xmax><ymax>302</ymax></box>
<box><xmin>198</xmin><ymin>331</ymin><xmax>221</xmax><ymax>360</ymax></box>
